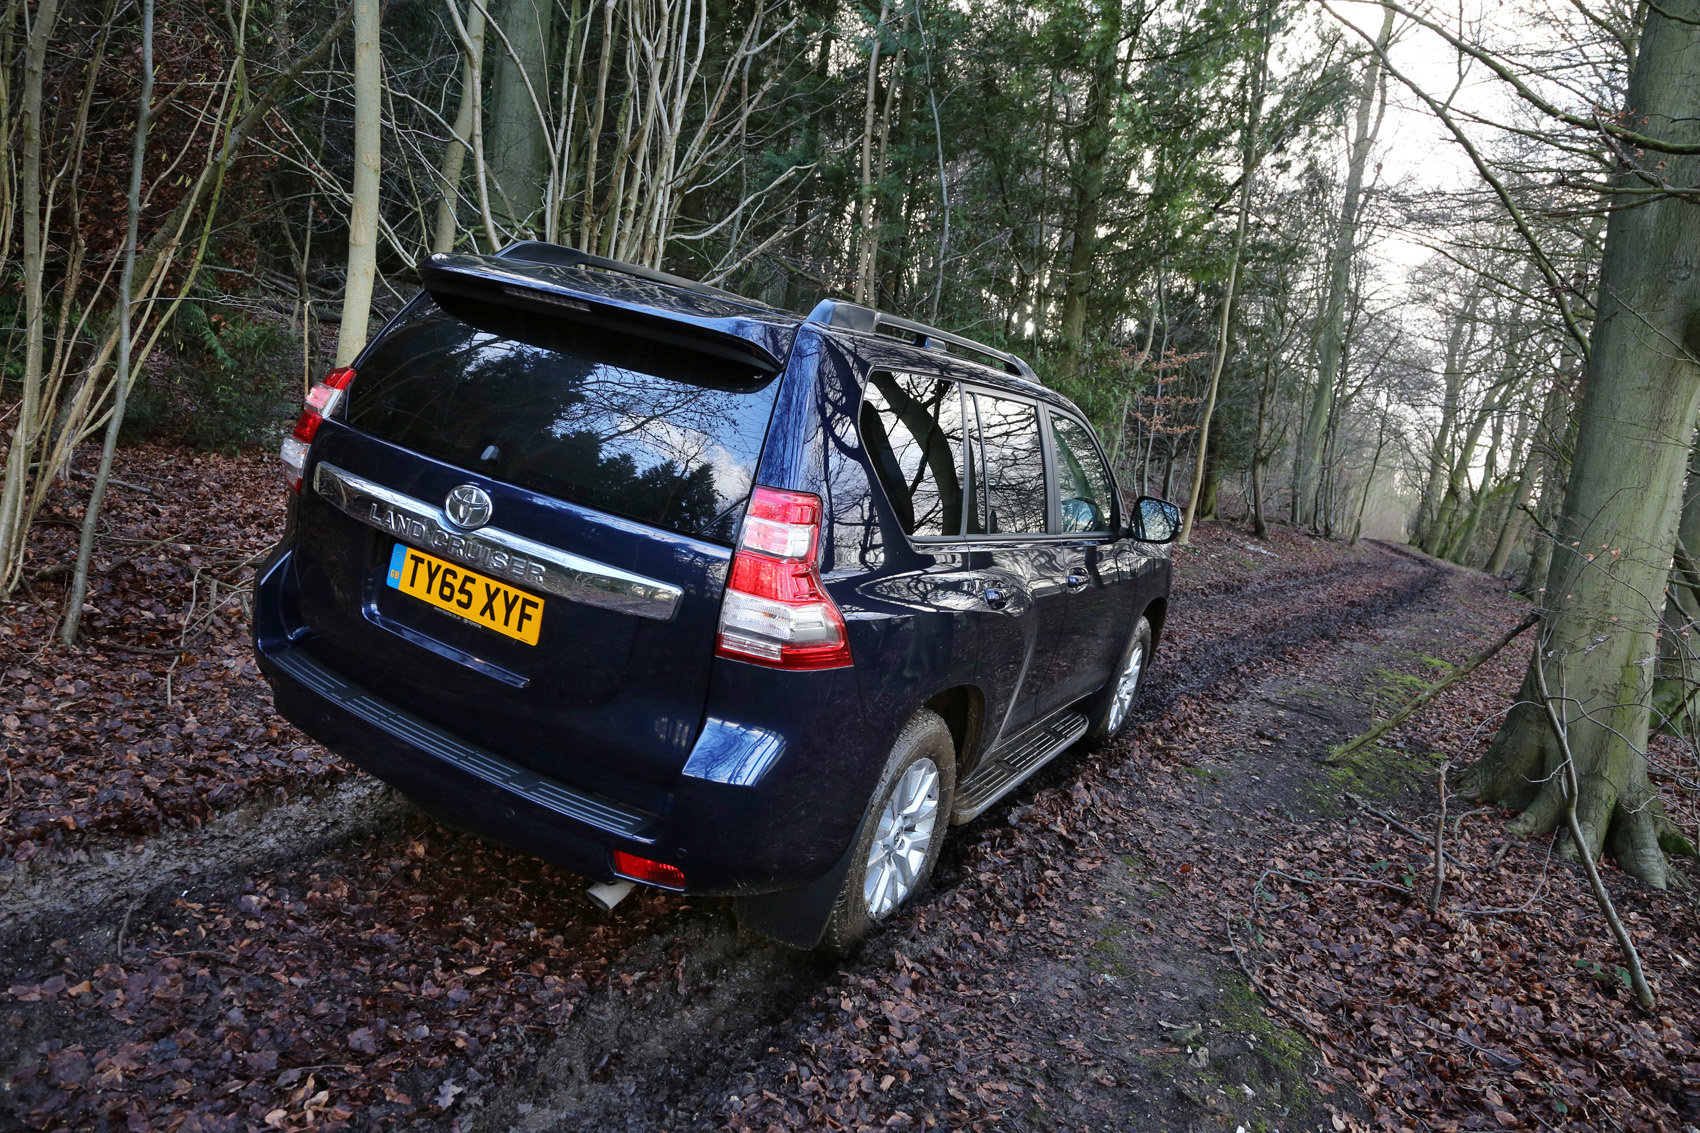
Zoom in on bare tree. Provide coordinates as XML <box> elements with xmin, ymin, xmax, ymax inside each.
<box><xmin>337</xmin><ymin>0</ymin><xmax>382</xmax><ymax>364</ymax></box>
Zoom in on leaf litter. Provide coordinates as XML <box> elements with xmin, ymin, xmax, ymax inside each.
<box><xmin>4</xmin><ymin>457</ymin><xmax>1698</xmax><ymax>1132</ymax></box>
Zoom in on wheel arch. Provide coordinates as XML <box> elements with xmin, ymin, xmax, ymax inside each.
<box><xmin>1142</xmin><ymin>596</ymin><xmax>1168</xmax><ymax>655</ymax></box>
<box><xmin>921</xmin><ymin>683</ymin><xmax>987</xmax><ymax>779</ymax></box>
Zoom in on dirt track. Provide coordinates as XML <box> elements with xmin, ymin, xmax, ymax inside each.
<box><xmin>3</xmin><ymin>526</ymin><xmax>1535</xmax><ymax>1132</ymax></box>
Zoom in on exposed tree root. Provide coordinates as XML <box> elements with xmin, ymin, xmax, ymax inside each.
<box><xmin>1455</xmin><ymin>657</ymin><xmax>1684</xmax><ymax>890</ymax></box>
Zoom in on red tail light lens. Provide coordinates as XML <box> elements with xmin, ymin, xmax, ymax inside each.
<box><xmin>282</xmin><ymin>367</ymin><xmax>356</xmax><ymax>493</ymax></box>
<box><xmin>612</xmin><ymin>851</ymin><xmax>686</xmax><ymax>890</ymax></box>
<box><xmin>715</xmin><ymin>486</ymin><xmax>852</xmax><ymax>670</ymax></box>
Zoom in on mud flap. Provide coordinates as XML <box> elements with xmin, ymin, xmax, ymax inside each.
<box><xmin>732</xmin><ymin>833</ymin><xmax>860</xmax><ymax>950</ymax></box>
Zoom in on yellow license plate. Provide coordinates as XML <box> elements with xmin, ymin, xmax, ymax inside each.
<box><xmin>386</xmin><ymin>543</ymin><xmax>544</xmax><ymax>644</ymax></box>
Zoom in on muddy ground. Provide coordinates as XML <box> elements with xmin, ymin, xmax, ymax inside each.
<box><xmin>5</xmin><ymin>454</ymin><xmax>1696</xmax><ymax>1133</ymax></box>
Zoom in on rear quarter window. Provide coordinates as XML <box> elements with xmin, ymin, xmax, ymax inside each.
<box><xmin>859</xmin><ymin>372</ymin><xmax>969</xmax><ymax>539</ymax></box>
<box><xmin>345</xmin><ymin>295</ymin><xmax>781</xmax><ymax>543</ymax></box>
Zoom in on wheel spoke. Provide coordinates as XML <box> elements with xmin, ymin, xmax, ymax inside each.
<box><xmin>862</xmin><ymin>756</ymin><xmax>942</xmax><ymax>920</ymax></box>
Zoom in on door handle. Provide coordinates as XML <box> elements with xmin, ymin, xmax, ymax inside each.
<box><xmin>982</xmin><ymin>587</ymin><xmax>1009</xmax><ymax>610</ymax></box>
<box><xmin>1065</xmin><ymin>572</ymin><xmax>1090</xmax><ymax>589</ymax></box>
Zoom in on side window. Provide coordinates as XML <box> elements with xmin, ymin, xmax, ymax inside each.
<box><xmin>860</xmin><ymin>373</ymin><xmax>967</xmax><ymax>538</ymax></box>
<box><xmin>973</xmin><ymin>394</ymin><xmax>1048</xmax><ymax>535</ymax></box>
<box><xmin>1051</xmin><ymin>414</ymin><xmax>1116</xmax><ymax>534</ymax></box>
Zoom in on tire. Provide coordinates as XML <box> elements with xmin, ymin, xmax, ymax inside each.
<box><xmin>816</xmin><ymin>709</ymin><xmax>956</xmax><ymax>956</ymax></box>
<box><xmin>1080</xmin><ymin>616</ymin><xmax>1153</xmax><ymax>751</ymax></box>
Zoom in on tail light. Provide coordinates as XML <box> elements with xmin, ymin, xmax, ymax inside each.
<box><xmin>715</xmin><ymin>486</ymin><xmax>852</xmax><ymax>670</ymax></box>
<box><xmin>612</xmin><ymin>850</ymin><xmax>686</xmax><ymax>890</ymax></box>
<box><xmin>281</xmin><ymin>366</ymin><xmax>356</xmax><ymax>493</ymax></box>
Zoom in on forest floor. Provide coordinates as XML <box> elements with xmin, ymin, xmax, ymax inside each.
<box><xmin>3</xmin><ymin>447</ymin><xmax>1699</xmax><ymax>1133</ymax></box>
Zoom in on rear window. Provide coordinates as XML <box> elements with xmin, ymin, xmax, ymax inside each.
<box><xmin>345</xmin><ymin>295</ymin><xmax>781</xmax><ymax>542</ymax></box>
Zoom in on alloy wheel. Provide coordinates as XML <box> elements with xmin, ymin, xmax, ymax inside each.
<box><xmin>862</xmin><ymin>758</ymin><xmax>941</xmax><ymax>919</ymax></box>
<box><xmin>1107</xmin><ymin>642</ymin><xmax>1145</xmax><ymax>734</ymax></box>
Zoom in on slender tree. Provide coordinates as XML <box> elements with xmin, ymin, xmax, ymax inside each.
<box><xmin>1294</xmin><ymin>6</ymin><xmax>1389</xmax><ymax>528</ymax></box>
<box><xmin>60</xmin><ymin>0</ymin><xmax>153</xmax><ymax>644</ymax></box>
<box><xmin>336</xmin><ymin>0</ymin><xmax>381</xmax><ymax>365</ymax></box>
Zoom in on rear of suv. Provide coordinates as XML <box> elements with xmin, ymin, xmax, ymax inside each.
<box><xmin>253</xmin><ymin>242</ymin><xmax>1178</xmax><ymax>952</ymax></box>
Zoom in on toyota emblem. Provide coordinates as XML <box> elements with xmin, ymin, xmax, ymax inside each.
<box><xmin>444</xmin><ymin>484</ymin><xmax>493</xmax><ymax>530</ymax></box>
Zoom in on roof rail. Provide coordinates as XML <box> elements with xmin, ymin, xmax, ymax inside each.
<box><xmin>496</xmin><ymin>240</ymin><xmax>772</xmax><ymax>309</ymax></box>
<box><xmin>804</xmin><ymin>299</ymin><xmax>1038</xmax><ymax>382</ymax></box>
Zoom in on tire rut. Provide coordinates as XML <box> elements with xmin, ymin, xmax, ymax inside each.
<box><xmin>468</xmin><ymin>545</ymin><xmax>1453</xmax><ymax>1132</ymax></box>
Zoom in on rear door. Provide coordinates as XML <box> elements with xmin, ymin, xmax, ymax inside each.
<box><xmin>856</xmin><ymin>372</ymin><xmax>1042</xmax><ymax>742</ymax></box>
<box><xmin>290</xmin><ymin>290</ymin><xmax>787</xmax><ymax>806</ymax></box>
<box><xmin>966</xmin><ymin>390</ymin><xmax>1062</xmax><ymax>733</ymax></box>
<box><xmin>1044</xmin><ymin>409</ymin><xmax>1131</xmax><ymax>704</ymax></box>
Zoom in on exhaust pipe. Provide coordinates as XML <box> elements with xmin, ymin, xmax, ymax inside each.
<box><xmin>587</xmin><ymin>879</ymin><xmax>636</xmax><ymax>911</ymax></box>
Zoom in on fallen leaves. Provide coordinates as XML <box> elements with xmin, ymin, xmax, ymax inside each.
<box><xmin>1</xmin><ymin>446</ymin><xmax>346</xmax><ymax>876</ymax></box>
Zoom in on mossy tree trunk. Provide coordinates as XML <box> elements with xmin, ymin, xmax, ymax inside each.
<box><xmin>1456</xmin><ymin>0</ymin><xmax>1700</xmax><ymax>886</ymax></box>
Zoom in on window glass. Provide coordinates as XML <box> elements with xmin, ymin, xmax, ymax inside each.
<box><xmin>964</xmin><ymin>396</ymin><xmax>989</xmax><ymax>536</ymax></box>
<box><xmin>973</xmin><ymin>394</ymin><xmax>1048</xmax><ymax>535</ymax></box>
<box><xmin>1051</xmin><ymin>414</ymin><xmax>1115</xmax><ymax>534</ymax></box>
<box><xmin>860</xmin><ymin>373</ymin><xmax>967</xmax><ymax>538</ymax></box>
<box><xmin>345</xmin><ymin>295</ymin><xmax>779</xmax><ymax>542</ymax></box>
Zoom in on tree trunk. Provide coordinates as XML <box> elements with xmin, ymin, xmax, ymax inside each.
<box><xmin>0</xmin><ymin>0</ymin><xmax>63</xmax><ymax>593</ymax></box>
<box><xmin>1487</xmin><ymin>375</ymin><xmax>1565</xmax><ymax>575</ymax></box>
<box><xmin>1413</xmin><ymin>285</ymin><xmax>1483</xmax><ymax>548</ymax></box>
<box><xmin>487</xmin><ymin>0</ymin><xmax>554</xmax><ymax>235</ymax></box>
<box><xmin>1180</xmin><ymin>6</ymin><xmax>1265</xmax><ymax>543</ymax></box>
<box><xmin>1055</xmin><ymin>0</ymin><xmax>1122</xmax><ymax>380</ymax></box>
<box><xmin>1444</xmin><ymin>391</ymin><xmax>1512</xmax><ymax>565</ymax></box>
<box><xmin>1456</xmin><ymin>0</ymin><xmax>1700</xmax><ymax>887</ymax></box>
<box><xmin>1251</xmin><ymin>351</ymin><xmax>1275</xmax><ymax>540</ymax></box>
<box><xmin>1293</xmin><ymin>6</ymin><xmax>1389</xmax><ymax>529</ymax></box>
<box><xmin>61</xmin><ymin>0</ymin><xmax>152</xmax><ymax>643</ymax></box>
<box><xmin>1423</xmin><ymin>367</ymin><xmax>1510</xmax><ymax>558</ymax></box>
<box><xmin>853</xmin><ymin>0</ymin><xmax>892</xmax><ymax>304</ymax></box>
<box><xmin>432</xmin><ymin>0</ymin><xmax>487</xmax><ymax>254</ymax></box>
<box><xmin>1516</xmin><ymin>362</ymin><xmax>1578</xmax><ymax>596</ymax></box>
<box><xmin>1351</xmin><ymin>400</ymin><xmax>1390</xmax><ymax>544</ymax></box>
<box><xmin>1198</xmin><ymin>448</ymin><xmax>1221</xmax><ymax>522</ymax></box>
<box><xmin>1653</xmin><ymin>437</ymin><xmax>1700</xmax><ymax>731</ymax></box>
<box><xmin>337</xmin><ymin>0</ymin><xmax>381</xmax><ymax>366</ymax></box>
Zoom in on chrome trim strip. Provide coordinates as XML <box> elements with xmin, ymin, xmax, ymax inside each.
<box><xmin>312</xmin><ymin>462</ymin><xmax>683</xmax><ymax>622</ymax></box>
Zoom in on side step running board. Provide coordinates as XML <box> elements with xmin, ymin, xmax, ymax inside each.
<box><xmin>951</xmin><ymin>709</ymin><xmax>1089</xmax><ymax>824</ymax></box>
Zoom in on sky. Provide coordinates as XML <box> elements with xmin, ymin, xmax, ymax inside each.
<box><xmin>1320</xmin><ymin>0</ymin><xmax>1519</xmax><ymax>273</ymax></box>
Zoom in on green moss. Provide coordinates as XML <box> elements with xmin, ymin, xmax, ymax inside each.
<box><xmin>1307</xmin><ymin>742</ymin><xmax>1445</xmax><ymax>812</ymax></box>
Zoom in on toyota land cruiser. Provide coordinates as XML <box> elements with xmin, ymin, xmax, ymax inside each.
<box><xmin>252</xmin><ymin>242</ymin><xmax>1178</xmax><ymax>952</ymax></box>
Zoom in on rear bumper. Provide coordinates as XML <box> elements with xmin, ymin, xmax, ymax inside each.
<box><xmin>252</xmin><ymin>544</ymin><xmax>880</xmax><ymax>896</ymax></box>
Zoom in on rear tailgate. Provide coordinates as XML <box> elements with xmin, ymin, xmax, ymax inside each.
<box><xmin>288</xmin><ymin>269</ymin><xmax>794</xmax><ymax>807</ymax></box>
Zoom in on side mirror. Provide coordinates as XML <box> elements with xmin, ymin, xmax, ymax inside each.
<box><xmin>1132</xmin><ymin>496</ymin><xmax>1181</xmax><ymax>544</ymax></box>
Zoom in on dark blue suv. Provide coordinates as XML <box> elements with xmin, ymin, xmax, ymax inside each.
<box><xmin>253</xmin><ymin>243</ymin><xmax>1178</xmax><ymax>952</ymax></box>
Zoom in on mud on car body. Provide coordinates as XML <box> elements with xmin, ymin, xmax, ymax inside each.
<box><xmin>252</xmin><ymin>242</ymin><xmax>1179</xmax><ymax>952</ymax></box>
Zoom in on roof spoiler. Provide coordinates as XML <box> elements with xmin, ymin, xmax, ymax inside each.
<box><xmin>495</xmin><ymin>241</ymin><xmax>768</xmax><ymax>307</ymax></box>
<box><xmin>416</xmin><ymin>248</ymin><xmax>788</xmax><ymax>374</ymax></box>
<box><xmin>804</xmin><ymin>299</ymin><xmax>1038</xmax><ymax>381</ymax></box>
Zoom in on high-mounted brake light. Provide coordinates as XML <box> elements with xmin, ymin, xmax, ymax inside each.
<box><xmin>281</xmin><ymin>367</ymin><xmax>356</xmax><ymax>494</ymax></box>
<box><xmin>715</xmin><ymin>486</ymin><xmax>852</xmax><ymax>670</ymax></box>
<box><xmin>612</xmin><ymin>850</ymin><xmax>686</xmax><ymax>890</ymax></box>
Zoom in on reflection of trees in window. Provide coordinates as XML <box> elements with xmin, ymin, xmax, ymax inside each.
<box><xmin>1052</xmin><ymin>416</ymin><xmax>1113</xmax><ymax>533</ymax></box>
<box><xmin>861</xmin><ymin>373</ymin><xmax>966</xmax><ymax>538</ymax></box>
<box><xmin>973</xmin><ymin>395</ymin><xmax>1046</xmax><ymax>534</ymax></box>
<box><xmin>346</xmin><ymin>299</ymin><xmax>773</xmax><ymax>541</ymax></box>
